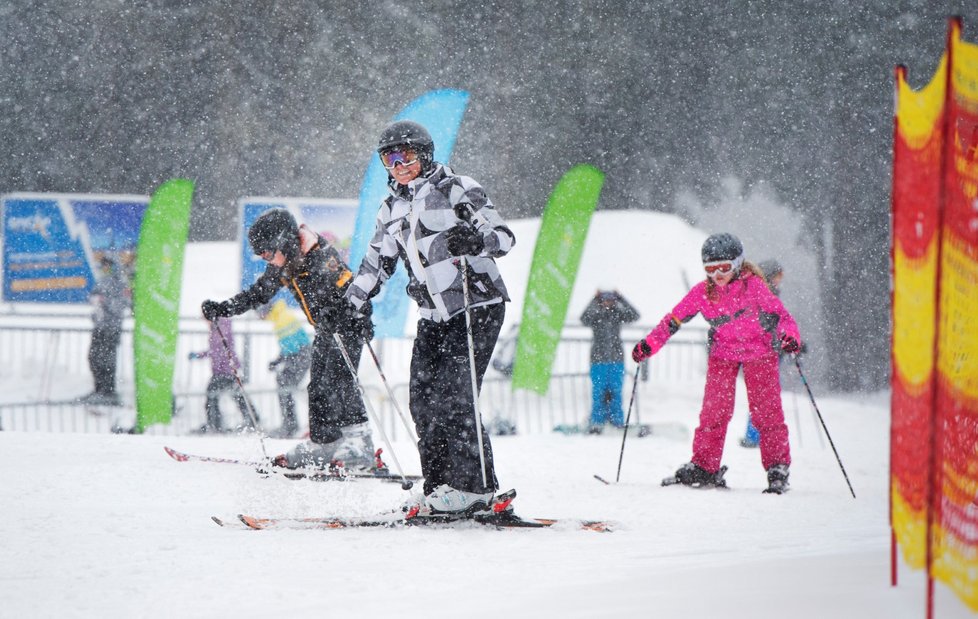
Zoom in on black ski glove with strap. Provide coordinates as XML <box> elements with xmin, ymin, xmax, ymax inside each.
<box><xmin>445</xmin><ymin>224</ymin><xmax>485</xmax><ymax>257</ymax></box>
<box><xmin>201</xmin><ymin>299</ymin><xmax>232</xmax><ymax>321</ymax></box>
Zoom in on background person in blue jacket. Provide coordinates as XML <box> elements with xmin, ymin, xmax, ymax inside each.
<box><xmin>741</xmin><ymin>258</ymin><xmax>785</xmax><ymax>448</ymax></box>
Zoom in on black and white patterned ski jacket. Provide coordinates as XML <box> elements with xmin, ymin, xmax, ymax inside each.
<box><xmin>346</xmin><ymin>163</ymin><xmax>515</xmax><ymax>322</ymax></box>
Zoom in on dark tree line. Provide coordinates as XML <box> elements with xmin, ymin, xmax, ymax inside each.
<box><xmin>1</xmin><ymin>1</ymin><xmax>974</xmax><ymax>390</ymax></box>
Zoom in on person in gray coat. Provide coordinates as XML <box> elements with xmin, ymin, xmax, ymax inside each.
<box><xmin>78</xmin><ymin>255</ymin><xmax>130</xmax><ymax>406</ymax></box>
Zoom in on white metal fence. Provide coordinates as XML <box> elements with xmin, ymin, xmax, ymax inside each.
<box><xmin>0</xmin><ymin>310</ymin><xmax>710</xmax><ymax>437</ymax></box>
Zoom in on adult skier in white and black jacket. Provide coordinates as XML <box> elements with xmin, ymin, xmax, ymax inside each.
<box><xmin>201</xmin><ymin>208</ymin><xmax>377</xmax><ymax>471</ymax></box>
<box><xmin>344</xmin><ymin>120</ymin><xmax>515</xmax><ymax>514</ymax></box>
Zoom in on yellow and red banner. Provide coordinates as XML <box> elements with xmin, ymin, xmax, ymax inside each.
<box><xmin>891</xmin><ymin>18</ymin><xmax>978</xmax><ymax>612</ymax></box>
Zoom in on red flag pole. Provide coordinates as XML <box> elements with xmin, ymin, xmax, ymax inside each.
<box><xmin>889</xmin><ymin>63</ymin><xmax>907</xmax><ymax>589</ymax></box>
<box><xmin>924</xmin><ymin>15</ymin><xmax>961</xmax><ymax>619</ymax></box>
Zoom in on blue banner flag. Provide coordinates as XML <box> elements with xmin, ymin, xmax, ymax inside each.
<box><xmin>350</xmin><ymin>88</ymin><xmax>469</xmax><ymax>338</ymax></box>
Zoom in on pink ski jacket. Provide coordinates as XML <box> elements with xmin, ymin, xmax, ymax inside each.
<box><xmin>641</xmin><ymin>272</ymin><xmax>801</xmax><ymax>362</ymax></box>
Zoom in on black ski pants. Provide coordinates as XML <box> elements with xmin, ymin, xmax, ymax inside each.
<box><xmin>307</xmin><ymin>318</ymin><xmax>370</xmax><ymax>444</ymax></box>
<box><xmin>88</xmin><ymin>326</ymin><xmax>121</xmax><ymax>396</ymax></box>
<box><xmin>410</xmin><ymin>302</ymin><xmax>504</xmax><ymax>496</ymax></box>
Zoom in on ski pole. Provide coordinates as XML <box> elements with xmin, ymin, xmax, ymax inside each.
<box><xmin>792</xmin><ymin>354</ymin><xmax>856</xmax><ymax>498</ymax></box>
<box><xmin>363</xmin><ymin>340</ymin><xmax>420</xmax><ymax>447</ymax></box>
<box><xmin>212</xmin><ymin>319</ymin><xmax>269</xmax><ymax>461</ymax></box>
<box><xmin>333</xmin><ymin>332</ymin><xmax>414</xmax><ymax>490</ymax></box>
<box><xmin>459</xmin><ymin>255</ymin><xmax>489</xmax><ymax>489</ymax></box>
<box><xmin>615</xmin><ymin>365</ymin><xmax>642</xmax><ymax>483</ymax></box>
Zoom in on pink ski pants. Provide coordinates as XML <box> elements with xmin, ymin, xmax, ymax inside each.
<box><xmin>691</xmin><ymin>354</ymin><xmax>791</xmax><ymax>472</ymax></box>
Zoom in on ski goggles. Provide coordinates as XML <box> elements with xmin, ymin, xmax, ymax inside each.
<box><xmin>380</xmin><ymin>148</ymin><xmax>420</xmax><ymax>170</ymax></box>
<box><xmin>703</xmin><ymin>260</ymin><xmax>735</xmax><ymax>274</ymax></box>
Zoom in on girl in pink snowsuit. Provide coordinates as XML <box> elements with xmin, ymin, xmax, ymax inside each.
<box><xmin>632</xmin><ymin>233</ymin><xmax>801</xmax><ymax>493</ymax></box>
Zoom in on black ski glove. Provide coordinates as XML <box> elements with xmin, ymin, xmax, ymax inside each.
<box><xmin>336</xmin><ymin>299</ymin><xmax>370</xmax><ymax>338</ymax></box>
<box><xmin>201</xmin><ymin>299</ymin><xmax>232</xmax><ymax>321</ymax></box>
<box><xmin>445</xmin><ymin>224</ymin><xmax>485</xmax><ymax>257</ymax></box>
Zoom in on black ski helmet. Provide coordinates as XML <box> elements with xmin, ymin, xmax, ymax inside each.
<box><xmin>377</xmin><ymin>120</ymin><xmax>435</xmax><ymax>171</ymax></box>
<box><xmin>248</xmin><ymin>209</ymin><xmax>300</xmax><ymax>259</ymax></box>
<box><xmin>701</xmin><ymin>233</ymin><xmax>744</xmax><ymax>263</ymax></box>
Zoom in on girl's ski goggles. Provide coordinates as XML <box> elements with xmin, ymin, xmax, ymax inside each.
<box><xmin>704</xmin><ymin>261</ymin><xmax>734</xmax><ymax>274</ymax></box>
<box><xmin>380</xmin><ymin>149</ymin><xmax>419</xmax><ymax>170</ymax></box>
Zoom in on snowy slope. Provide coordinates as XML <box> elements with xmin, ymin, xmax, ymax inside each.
<box><xmin>1</xmin><ymin>210</ymin><xmax>970</xmax><ymax>618</ymax></box>
<box><xmin>1</xmin><ymin>392</ymin><xmax>968</xmax><ymax>619</ymax></box>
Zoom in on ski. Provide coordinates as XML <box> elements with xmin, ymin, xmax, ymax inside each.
<box><xmin>164</xmin><ymin>446</ymin><xmax>258</xmax><ymax>466</ymax></box>
<box><xmin>226</xmin><ymin>512</ymin><xmax>610</xmax><ymax>532</ymax></box>
<box><xmin>163</xmin><ymin>446</ymin><xmax>422</xmax><ymax>484</ymax></box>
<box><xmin>661</xmin><ymin>465</ymin><xmax>730</xmax><ymax>489</ymax></box>
<box><xmin>216</xmin><ymin>489</ymin><xmax>611</xmax><ymax>532</ymax></box>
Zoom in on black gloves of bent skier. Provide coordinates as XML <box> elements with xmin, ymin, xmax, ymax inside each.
<box><xmin>632</xmin><ymin>339</ymin><xmax>653</xmax><ymax>363</ymax></box>
<box><xmin>445</xmin><ymin>224</ymin><xmax>485</xmax><ymax>257</ymax></box>
<box><xmin>335</xmin><ymin>299</ymin><xmax>372</xmax><ymax>340</ymax></box>
<box><xmin>201</xmin><ymin>299</ymin><xmax>232</xmax><ymax>321</ymax></box>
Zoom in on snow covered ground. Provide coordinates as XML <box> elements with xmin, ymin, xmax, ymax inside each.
<box><xmin>2</xmin><ymin>390</ymin><xmax>969</xmax><ymax>619</ymax></box>
<box><xmin>0</xmin><ymin>211</ymin><xmax>971</xmax><ymax>618</ymax></box>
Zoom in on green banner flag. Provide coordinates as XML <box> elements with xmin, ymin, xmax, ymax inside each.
<box><xmin>511</xmin><ymin>164</ymin><xmax>604</xmax><ymax>394</ymax></box>
<box><xmin>133</xmin><ymin>179</ymin><xmax>194</xmax><ymax>431</ymax></box>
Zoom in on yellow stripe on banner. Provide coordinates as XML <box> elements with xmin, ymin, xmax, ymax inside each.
<box><xmin>951</xmin><ymin>20</ymin><xmax>978</xmax><ymax>114</ymax></box>
<box><xmin>893</xmin><ymin>240</ymin><xmax>938</xmax><ymax>392</ymax></box>
<box><xmin>10</xmin><ymin>276</ymin><xmax>87</xmax><ymax>292</ymax></box>
<box><xmin>891</xmin><ymin>482</ymin><xmax>928</xmax><ymax>570</ymax></box>
<box><xmin>937</xmin><ymin>237</ymin><xmax>978</xmax><ymax>400</ymax></box>
<box><xmin>932</xmin><ymin>522</ymin><xmax>978</xmax><ymax>611</ymax></box>
<box><xmin>940</xmin><ymin>459</ymin><xmax>978</xmax><ymax>508</ymax></box>
<box><xmin>897</xmin><ymin>54</ymin><xmax>947</xmax><ymax>150</ymax></box>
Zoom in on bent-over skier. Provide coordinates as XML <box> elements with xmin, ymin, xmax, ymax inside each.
<box><xmin>201</xmin><ymin>209</ymin><xmax>376</xmax><ymax>471</ymax></box>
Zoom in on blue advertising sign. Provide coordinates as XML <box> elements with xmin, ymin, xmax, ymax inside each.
<box><xmin>239</xmin><ymin>197</ymin><xmax>358</xmax><ymax>308</ymax></box>
<box><xmin>2</xmin><ymin>193</ymin><xmax>148</xmax><ymax>303</ymax></box>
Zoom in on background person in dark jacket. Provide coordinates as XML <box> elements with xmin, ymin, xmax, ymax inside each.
<box><xmin>201</xmin><ymin>209</ymin><xmax>376</xmax><ymax>471</ymax></box>
<box><xmin>580</xmin><ymin>290</ymin><xmax>640</xmax><ymax>433</ymax></box>
<box><xmin>78</xmin><ymin>255</ymin><xmax>131</xmax><ymax>406</ymax></box>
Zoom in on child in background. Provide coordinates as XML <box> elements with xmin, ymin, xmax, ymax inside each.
<box><xmin>631</xmin><ymin>233</ymin><xmax>801</xmax><ymax>494</ymax></box>
<box><xmin>260</xmin><ymin>300</ymin><xmax>312</xmax><ymax>438</ymax></box>
<box><xmin>189</xmin><ymin>317</ymin><xmax>260</xmax><ymax>434</ymax></box>
<box><xmin>740</xmin><ymin>258</ymin><xmax>786</xmax><ymax>448</ymax></box>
